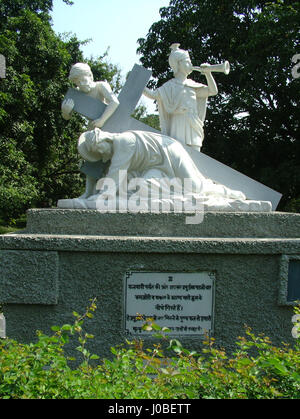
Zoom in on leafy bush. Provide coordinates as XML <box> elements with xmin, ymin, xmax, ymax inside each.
<box><xmin>283</xmin><ymin>198</ymin><xmax>300</xmax><ymax>214</ymax></box>
<box><xmin>0</xmin><ymin>300</ymin><xmax>299</xmax><ymax>399</ymax></box>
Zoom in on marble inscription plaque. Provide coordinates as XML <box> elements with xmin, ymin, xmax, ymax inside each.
<box><xmin>125</xmin><ymin>271</ymin><xmax>215</xmax><ymax>335</ymax></box>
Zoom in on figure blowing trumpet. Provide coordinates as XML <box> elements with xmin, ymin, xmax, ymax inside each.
<box><xmin>143</xmin><ymin>43</ymin><xmax>230</xmax><ymax>152</ymax></box>
<box><xmin>193</xmin><ymin>60</ymin><xmax>230</xmax><ymax>75</ymax></box>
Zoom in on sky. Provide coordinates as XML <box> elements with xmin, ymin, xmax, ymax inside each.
<box><xmin>51</xmin><ymin>0</ymin><xmax>171</xmax><ymax>113</ymax></box>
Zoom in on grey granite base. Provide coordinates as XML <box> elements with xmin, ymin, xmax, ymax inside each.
<box><xmin>25</xmin><ymin>208</ymin><xmax>300</xmax><ymax>238</ymax></box>
<box><xmin>0</xmin><ymin>209</ymin><xmax>299</xmax><ymax>360</ymax></box>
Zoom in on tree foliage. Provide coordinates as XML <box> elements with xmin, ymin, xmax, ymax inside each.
<box><xmin>132</xmin><ymin>104</ymin><xmax>160</xmax><ymax>131</ymax></box>
<box><xmin>0</xmin><ymin>0</ymin><xmax>73</xmax><ymax>23</ymax></box>
<box><xmin>0</xmin><ymin>0</ymin><xmax>121</xmax><ymax>222</ymax></box>
<box><xmin>137</xmin><ymin>0</ymin><xmax>300</xmax><ymax>209</ymax></box>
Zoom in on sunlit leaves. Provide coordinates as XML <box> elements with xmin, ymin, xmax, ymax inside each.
<box><xmin>0</xmin><ymin>301</ymin><xmax>299</xmax><ymax>399</ymax></box>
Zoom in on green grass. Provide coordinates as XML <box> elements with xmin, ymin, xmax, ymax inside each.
<box><xmin>0</xmin><ymin>215</ymin><xmax>26</xmax><ymax>234</ymax></box>
<box><xmin>0</xmin><ymin>225</ymin><xmax>21</xmax><ymax>234</ymax></box>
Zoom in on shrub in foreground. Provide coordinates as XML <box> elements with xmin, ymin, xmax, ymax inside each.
<box><xmin>0</xmin><ymin>300</ymin><xmax>299</xmax><ymax>399</ymax></box>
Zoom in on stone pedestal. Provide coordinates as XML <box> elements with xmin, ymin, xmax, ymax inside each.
<box><xmin>0</xmin><ymin>209</ymin><xmax>299</xmax><ymax>359</ymax></box>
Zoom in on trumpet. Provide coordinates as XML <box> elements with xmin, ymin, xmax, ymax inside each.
<box><xmin>193</xmin><ymin>61</ymin><xmax>230</xmax><ymax>75</ymax></box>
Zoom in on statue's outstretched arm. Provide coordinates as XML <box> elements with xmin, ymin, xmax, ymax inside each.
<box><xmin>143</xmin><ymin>87</ymin><xmax>158</xmax><ymax>100</ymax></box>
<box><xmin>196</xmin><ymin>65</ymin><xmax>218</xmax><ymax>98</ymax></box>
<box><xmin>206</xmin><ymin>73</ymin><xmax>218</xmax><ymax>96</ymax></box>
<box><xmin>92</xmin><ymin>82</ymin><xmax>120</xmax><ymax>128</ymax></box>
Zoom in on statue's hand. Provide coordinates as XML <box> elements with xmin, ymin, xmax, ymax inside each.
<box><xmin>143</xmin><ymin>87</ymin><xmax>157</xmax><ymax>100</ymax></box>
<box><xmin>91</xmin><ymin>118</ymin><xmax>104</xmax><ymax>129</ymax></box>
<box><xmin>200</xmin><ymin>63</ymin><xmax>212</xmax><ymax>74</ymax></box>
<box><xmin>61</xmin><ymin>98</ymin><xmax>74</xmax><ymax>117</ymax></box>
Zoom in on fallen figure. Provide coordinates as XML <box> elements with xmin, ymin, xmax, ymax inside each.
<box><xmin>57</xmin><ymin>128</ymin><xmax>272</xmax><ymax>212</ymax></box>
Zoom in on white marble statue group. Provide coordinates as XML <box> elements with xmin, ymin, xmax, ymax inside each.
<box><xmin>58</xmin><ymin>43</ymin><xmax>272</xmax><ymax>212</ymax></box>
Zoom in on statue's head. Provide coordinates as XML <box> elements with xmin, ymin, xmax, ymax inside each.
<box><xmin>69</xmin><ymin>63</ymin><xmax>94</xmax><ymax>93</ymax></box>
<box><xmin>78</xmin><ymin>129</ymin><xmax>113</xmax><ymax>162</ymax></box>
<box><xmin>169</xmin><ymin>43</ymin><xmax>193</xmax><ymax>76</ymax></box>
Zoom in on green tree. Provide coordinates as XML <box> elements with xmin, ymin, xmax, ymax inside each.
<box><xmin>0</xmin><ymin>1</ymin><xmax>121</xmax><ymax>222</ymax></box>
<box><xmin>132</xmin><ymin>104</ymin><xmax>160</xmax><ymax>131</ymax></box>
<box><xmin>0</xmin><ymin>0</ymin><xmax>73</xmax><ymax>22</ymax></box>
<box><xmin>138</xmin><ymin>0</ymin><xmax>300</xmax><ymax>210</ymax></box>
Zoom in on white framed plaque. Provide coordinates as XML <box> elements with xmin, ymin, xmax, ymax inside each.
<box><xmin>124</xmin><ymin>271</ymin><xmax>215</xmax><ymax>336</ymax></box>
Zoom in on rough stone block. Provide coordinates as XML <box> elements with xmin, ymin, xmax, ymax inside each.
<box><xmin>0</xmin><ymin>211</ymin><xmax>299</xmax><ymax>358</ymax></box>
<box><xmin>0</xmin><ymin>250</ymin><xmax>59</xmax><ymax>304</ymax></box>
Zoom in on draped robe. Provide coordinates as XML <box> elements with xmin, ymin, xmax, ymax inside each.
<box><xmin>156</xmin><ymin>79</ymin><xmax>208</xmax><ymax>149</ymax></box>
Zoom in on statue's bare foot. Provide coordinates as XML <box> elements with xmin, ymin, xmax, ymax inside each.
<box><xmin>87</xmin><ymin>193</ymin><xmax>100</xmax><ymax>201</ymax></box>
<box><xmin>77</xmin><ymin>191</ymin><xmax>91</xmax><ymax>200</ymax></box>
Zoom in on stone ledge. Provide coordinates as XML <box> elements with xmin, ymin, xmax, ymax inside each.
<box><xmin>1</xmin><ymin>233</ymin><xmax>300</xmax><ymax>255</ymax></box>
<box><xmin>25</xmin><ymin>209</ymin><xmax>300</xmax><ymax>238</ymax></box>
